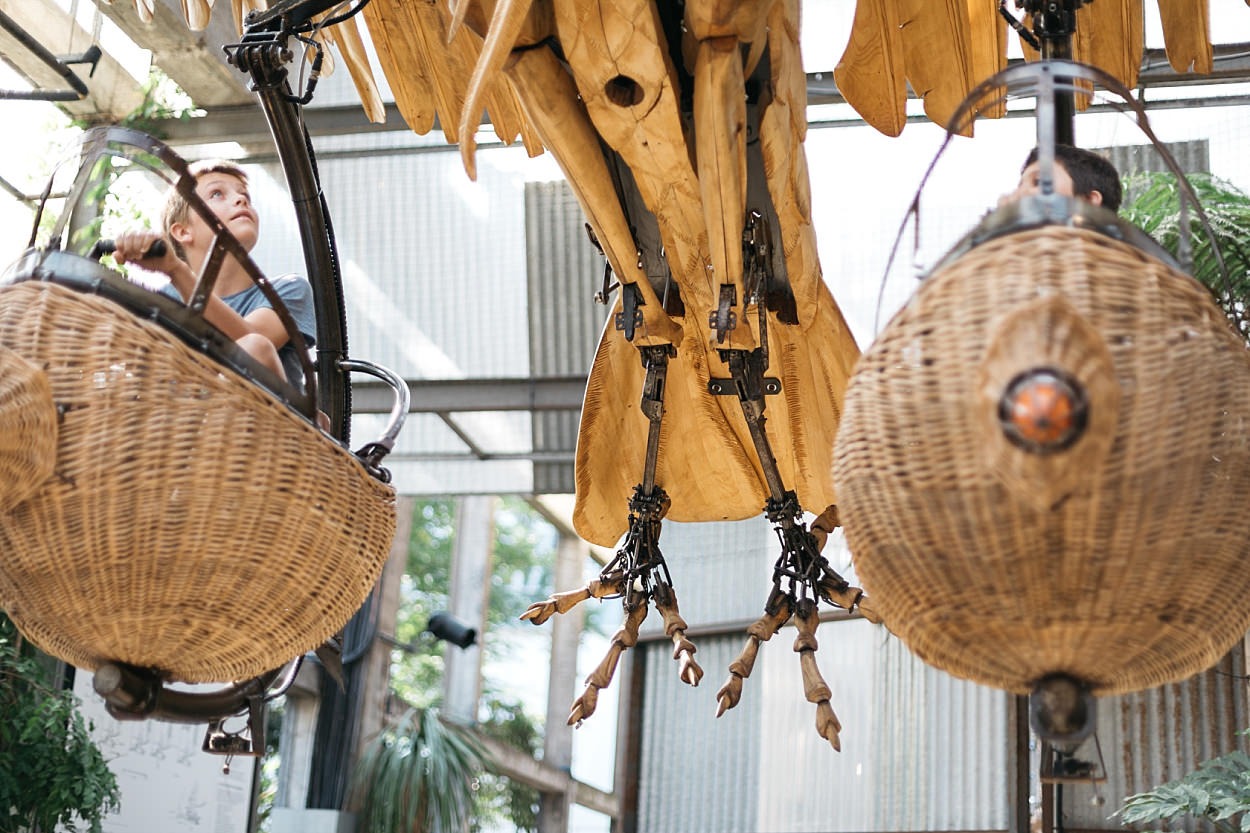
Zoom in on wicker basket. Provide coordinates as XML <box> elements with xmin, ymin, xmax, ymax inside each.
<box><xmin>0</xmin><ymin>345</ymin><xmax>58</xmax><ymax>509</ymax></box>
<box><xmin>0</xmin><ymin>281</ymin><xmax>396</xmax><ymax>683</ymax></box>
<box><xmin>834</xmin><ymin>222</ymin><xmax>1250</xmax><ymax>696</ymax></box>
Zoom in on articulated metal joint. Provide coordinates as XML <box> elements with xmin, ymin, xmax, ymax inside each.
<box><xmin>764</xmin><ymin>490</ymin><xmax>802</xmax><ymax>525</ymax></box>
<box><xmin>224</xmin><ymin>40</ymin><xmax>291</xmax><ymax>87</ymax></box>
<box><xmin>708</xmin><ymin>348</ymin><xmax>780</xmax><ymax>401</ymax></box>
<box><xmin>627</xmin><ymin>483</ymin><xmax>670</xmax><ymax>520</ymax></box>
<box><xmin>741</xmin><ymin>210</ymin><xmax>770</xmax><ymax>304</ymax></box>
<box><xmin>710</xmin><ymin>283</ymin><xmax>737</xmax><ymax>340</ymax></box>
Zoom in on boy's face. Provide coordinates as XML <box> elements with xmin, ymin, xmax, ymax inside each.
<box><xmin>1000</xmin><ymin>160</ymin><xmax>1079</xmax><ymax>206</ymax></box>
<box><xmin>174</xmin><ymin>172</ymin><xmax>259</xmax><ymax>255</ymax></box>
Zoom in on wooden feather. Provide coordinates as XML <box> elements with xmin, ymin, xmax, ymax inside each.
<box><xmin>965</xmin><ymin>0</ymin><xmax>1006</xmax><ymax>118</ymax></box>
<box><xmin>761</xmin><ymin>0</ymin><xmax>819</xmax><ymax>306</ymax></box>
<box><xmin>182</xmin><ymin>0</ymin><xmax>213</xmax><ymax>30</ymax></box>
<box><xmin>329</xmin><ymin>16</ymin><xmax>387</xmax><ymax>124</ymax></box>
<box><xmin>552</xmin><ymin>0</ymin><xmax>713</xmax><ymax>315</ymax></box>
<box><xmin>505</xmin><ymin>47</ymin><xmax>683</xmax><ymax>347</ymax></box>
<box><xmin>834</xmin><ymin>0</ymin><xmax>907</xmax><ymax>138</ymax></box>
<box><xmin>458</xmin><ymin>0</ymin><xmax>536</xmax><ymax>178</ymax></box>
<box><xmin>400</xmin><ymin>0</ymin><xmax>477</xmax><ymax>144</ymax></box>
<box><xmin>1075</xmin><ymin>0</ymin><xmax>1143</xmax><ymax>89</ymax></box>
<box><xmin>1156</xmin><ymin>0</ymin><xmax>1212</xmax><ymax>74</ymax></box>
<box><xmin>363</xmin><ymin>0</ymin><xmax>439</xmax><ymax>134</ymax></box>
<box><xmin>897</xmin><ymin>0</ymin><xmax>976</xmax><ymax>134</ymax></box>
<box><xmin>694</xmin><ymin>35</ymin><xmax>752</xmax><ymax>350</ymax></box>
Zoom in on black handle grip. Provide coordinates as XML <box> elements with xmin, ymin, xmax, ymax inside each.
<box><xmin>91</xmin><ymin>238</ymin><xmax>168</xmax><ymax>260</ymax></box>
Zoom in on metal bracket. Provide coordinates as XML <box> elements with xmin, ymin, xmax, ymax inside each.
<box><xmin>710</xmin><ymin>283</ymin><xmax>737</xmax><ymax>342</ymax></box>
<box><xmin>1039</xmin><ymin>735</ymin><xmax>1107</xmax><ymax>785</ymax></box>
<box><xmin>707</xmin><ymin>376</ymin><xmax>780</xmax><ymax>396</ymax></box>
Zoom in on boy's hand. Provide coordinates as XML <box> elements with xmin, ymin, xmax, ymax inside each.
<box><xmin>112</xmin><ymin>231</ymin><xmax>178</xmax><ymax>274</ymax></box>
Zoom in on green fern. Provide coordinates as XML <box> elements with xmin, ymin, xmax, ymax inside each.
<box><xmin>1121</xmin><ymin>172</ymin><xmax>1250</xmax><ymax>340</ymax></box>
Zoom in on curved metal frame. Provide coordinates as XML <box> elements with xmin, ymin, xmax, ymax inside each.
<box><xmin>875</xmin><ymin>59</ymin><xmax>1237</xmax><ymax>338</ymax></box>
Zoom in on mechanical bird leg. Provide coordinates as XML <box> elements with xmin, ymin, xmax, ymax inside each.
<box><xmin>716</xmin><ymin>588</ymin><xmax>792</xmax><ymax>716</ymax></box>
<box><xmin>568</xmin><ymin>599</ymin><xmax>649</xmax><ymax>726</ymax></box>
<box><xmin>793</xmin><ymin>597</ymin><xmax>842</xmax><ymax>750</ymax></box>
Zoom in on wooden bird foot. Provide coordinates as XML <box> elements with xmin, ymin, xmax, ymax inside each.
<box><xmin>520</xmin><ymin>576</ymin><xmax>627</xmax><ymax>625</ymax></box>
<box><xmin>568</xmin><ymin>600</ymin><xmax>649</xmax><ymax>726</ymax></box>
<box><xmin>816</xmin><ymin>574</ymin><xmax>881</xmax><ymax>625</ymax></box>
<box><xmin>794</xmin><ymin>598</ymin><xmax>841</xmax><ymax>751</ymax></box>
<box><xmin>654</xmin><ymin>582</ymin><xmax>703</xmax><ymax>686</ymax></box>
<box><xmin>809</xmin><ymin>504</ymin><xmax>881</xmax><ymax>625</ymax></box>
<box><xmin>716</xmin><ymin>589</ymin><xmax>792</xmax><ymax>717</ymax></box>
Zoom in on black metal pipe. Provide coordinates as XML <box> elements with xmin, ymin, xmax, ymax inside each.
<box><xmin>247</xmin><ymin>54</ymin><xmax>352</xmax><ymax>441</ymax></box>
<box><xmin>94</xmin><ymin>662</ymin><xmax>283</xmax><ymax>724</ymax></box>
<box><xmin>0</xmin><ymin>9</ymin><xmax>89</xmax><ymax>102</ymax></box>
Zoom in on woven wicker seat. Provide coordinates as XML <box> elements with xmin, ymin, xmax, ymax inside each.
<box><xmin>834</xmin><ymin>209</ymin><xmax>1250</xmax><ymax>696</ymax></box>
<box><xmin>0</xmin><ymin>278</ymin><xmax>396</xmax><ymax>683</ymax></box>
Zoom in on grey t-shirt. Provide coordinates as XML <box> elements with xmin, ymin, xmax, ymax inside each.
<box><xmin>162</xmin><ymin>274</ymin><xmax>316</xmax><ymax>390</ymax></box>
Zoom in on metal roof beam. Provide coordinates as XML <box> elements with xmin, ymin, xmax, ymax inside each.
<box><xmin>352</xmin><ymin>376</ymin><xmax>586</xmax><ymax>415</ymax></box>
<box><xmin>146</xmin><ymin>43</ymin><xmax>1250</xmax><ymax>148</ymax></box>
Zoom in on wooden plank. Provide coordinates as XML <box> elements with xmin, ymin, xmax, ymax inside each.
<box><xmin>95</xmin><ymin>0</ymin><xmax>254</xmax><ymax>107</ymax></box>
<box><xmin>473</xmin><ymin>731</ymin><xmax>621</xmax><ymax>819</ymax></box>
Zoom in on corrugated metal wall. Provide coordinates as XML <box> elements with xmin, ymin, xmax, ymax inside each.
<box><xmin>1106</xmin><ymin>138</ymin><xmax>1210</xmax><ymax>177</ymax></box>
<box><xmin>636</xmin><ymin>622</ymin><xmax>1011</xmax><ymax>832</ymax></box>
<box><xmin>633</xmin><ymin>521</ymin><xmax>1011</xmax><ymax>832</ymax></box>
<box><xmin>525</xmin><ymin>180</ymin><xmax>608</xmax><ymax>494</ymax></box>
<box><xmin>315</xmin><ymin>150</ymin><xmax>530</xmax><ymax>379</ymax></box>
<box><xmin>1059</xmin><ymin>649</ymin><xmax>1249</xmax><ymax>829</ymax></box>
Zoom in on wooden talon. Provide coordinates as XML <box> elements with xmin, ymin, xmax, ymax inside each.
<box><xmin>815</xmin><ymin>701</ymin><xmax>842</xmax><ymax>751</ymax></box>
<box><xmin>855</xmin><ymin>595</ymin><xmax>882</xmax><ymax>625</ymax></box>
<box><xmin>810</xmin><ymin>504</ymin><xmax>841</xmax><ymax>552</ymax></box>
<box><xmin>676</xmin><ymin>649</ymin><xmax>703</xmax><ymax>686</ymax></box>
<box><xmin>718</xmin><ymin>594</ymin><xmax>794</xmax><ymax>717</ymax></box>
<box><xmin>728</xmin><ymin>635</ymin><xmax>762</xmax><ymax>679</ymax></box>
<box><xmin>819</xmin><ymin>582</ymin><xmax>864</xmax><ymax>613</ymax></box>
<box><xmin>715</xmin><ymin>673</ymin><xmax>743</xmax><ymax>717</ymax></box>
<box><xmin>799</xmin><ymin>650</ymin><xmax>832</xmax><ymax>703</ymax></box>
<box><xmin>568</xmin><ymin>686</ymin><xmax>598</xmax><ymax>726</ymax></box>
<box><xmin>655</xmin><ymin>584</ymin><xmax>703</xmax><ymax>687</ymax></box>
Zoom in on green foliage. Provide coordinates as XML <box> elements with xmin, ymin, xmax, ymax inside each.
<box><xmin>254</xmin><ymin>698</ymin><xmax>286</xmax><ymax>833</ymax></box>
<box><xmin>350</xmin><ymin>707</ymin><xmax>485</xmax><ymax>833</ymax></box>
<box><xmin>390</xmin><ymin>500</ymin><xmax>457</xmax><ymax>707</ymax></box>
<box><xmin>1116</xmin><ymin>736</ymin><xmax>1250</xmax><ymax>833</ymax></box>
<box><xmin>1121</xmin><ymin>172</ymin><xmax>1250</xmax><ymax>340</ymax></box>
<box><xmin>72</xmin><ymin>67</ymin><xmax>196</xmax><ymax>135</ymax></box>
<box><xmin>472</xmin><ymin>697</ymin><xmax>543</xmax><ymax>833</ymax></box>
<box><xmin>0</xmin><ymin>614</ymin><xmax>120</xmax><ymax>833</ymax></box>
<box><xmin>379</xmin><ymin>498</ymin><xmax>558</xmax><ymax>832</ymax></box>
<box><xmin>489</xmin><ymin>498</ymin><xmax>558</xmax><ymax>628</ymax></box>
<box><xmin>389</xmin><ymin>497</ymin><xmax>561</xmax><ymax>708</ymax></box>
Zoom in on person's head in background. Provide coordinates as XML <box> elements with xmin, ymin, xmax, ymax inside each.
<box><xmin>1000</xmin><ymin>144</ymin><xmax>1123</xmax><ymax>212</ymax></box>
